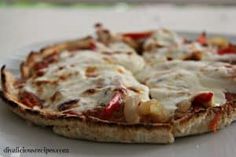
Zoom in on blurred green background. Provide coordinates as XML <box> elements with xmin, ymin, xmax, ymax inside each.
<box><xmin>1</xmin><ymin>0</ymin><xmax>236</xmax><ymax>8</ymax></box>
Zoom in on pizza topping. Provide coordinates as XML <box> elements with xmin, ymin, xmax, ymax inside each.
<box><xmin>218</xmin><ymin>44</ymin><xmax>236</xmax><ymax>55</ymax></box>
<box><xmin>88</xmin><ymin>41</ymin><xmax>97</xmax><ymax>50</ymax></box>
<box><xmin>144</xmin><ymin>29</ymin><xmax>184</xmax><ymax>51</ymax></box>
<box><xmin>101</xmin><ymin>92</ymin><xmax>123</xmax><ymax>118</ymax></box>
<box><xmin>136</xmin><ymin>61</ymin><xmax>236</xmax><ymax>111</ymax></box>
<box><xmin>138</xmin><ymin>100</ymin><xmax>170</xmax><ymax>123</ymax></box>
<box><xmin>33</xmin><ymin>53</ymin><xmax>59</xmax><ymax>74</ymax></box>
<box><xmin>127</xmin><ymin>86</ymin><xmax>141</xmax><ymax>93</ymax></box>
<box><xmin>63</xmin><ymin>110</ymin><xmax>80</xmax><ymax>116</ymax></box>
<box><xmin>196</xmin><ymin>32</ymin><xmax>207</xmax><ymax>46</ymax></box>
<box><xmin>85</xmin><ymin>66</ymin><xmax>98</xmax><ymax>77</ymax></box>
<box><xmin>122</xmin><ymin>31</ymin><xmax>152</xmax><ymax>40</ymax></box>
<box><xmin>208</xmin><ymin>37</ymin><xmax>229</xmax><ymax>48</ymax></box>
<box><xmin>209</xmin><ymin>112</ymin><xmax>221</xmax><ymax>132</ymax></box>
<box><xmin>142</xmin><ymin>29</ymin><xmax>236</xmax><ymax>63</ymax></box>
<box><xmin>176</xmin><ymin>100</ymin><xmax>192</xmax><ymax>113</ymax></box>
<box><xmin>58</xmin><ymin>99</ymin><xmax>79</xmax><ymax>111</ymax></box>
<box><xmin>183</xmin><ymin>51</ymin><xmax>202</xmax><ymax>61</ymax></box>
<box><xmin>124</xmin><ymin>96</ymin><xmax>141</xmax><ymax>123</ymax></box>
<box><xmin>45</xmin><ymin>53</ymin><xmax>59</xmax><ymax>63</ymax></box>
<box><xmin>15</xmin><ymin>28</ymin><xmax>236</xmax><ymax>126</ymax></box>
<box><xmin>192</xmin><ymin>92</ymin><xmax>213</xmax><ymax>108</ymax></box>
<box><xmin>60</xmin><ymin>46</ymin><xmax>144</xmax><ymax>74</ymax></box>
<box><xmin>22</xmin><ymin>50</ymin><xmax>150</xmax><ymax>115</ymax></box>
<box><xmin>33</xmin><ymin>62</ymin><xmax>48</xmax><ymax>71</ymax></box>
<box><xmin>19</xmin><ymin>91</ymin><xmax>43</xmax><ymax>109</ymax></box>
<box><xmin>82</xmin><ymin>88</ymin><xmax>97</xmax><ymax>95</ymax></box>
<box><xmin>143</xmin><ymin>41</ymin><xmax>212</xmax><ymax>64</ymax></box>
<box><xmin>174</xmin><ymin>100</ymin><xmax>192</xmax><ymax>119</ymax></box>
<box><xmin>35</xmin><ymin>70</ymin><xmax>45</xmax><ymax>77</ymax></box>
<box><xmin>14</xmin><ymin>79</ymin><xmax>25</xmax><ymax>89</ymax></box>
<box><xmin>225</xmin><ymin>92</ymin><xmax>236</xmax><ymax>102</ymax></box>
<box><xmin>124</xmin><ymin>97</ymin><xmax>171</xmax><ymax>123</ymax></box>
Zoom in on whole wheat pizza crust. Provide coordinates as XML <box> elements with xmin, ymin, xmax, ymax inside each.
<box><xmin>1</xmin><ymin>34</ymin><xmax>236</xmax><ymax>144</ymax></box>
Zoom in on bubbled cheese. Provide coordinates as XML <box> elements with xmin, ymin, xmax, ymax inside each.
<box><xmin>23</xmin><ymin>50</ymin><xmax>149</xmax><ymax>112</ymax></box>
<box><xmin>136</xmin><ymin>60</ymin><xmax>236</xmax><ymax>110</ymax></box>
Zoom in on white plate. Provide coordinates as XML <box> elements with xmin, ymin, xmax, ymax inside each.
<box><xmin>0</xmin><ymin>34</ymin><xmax>236</xmax><ymax>157</ymax></box>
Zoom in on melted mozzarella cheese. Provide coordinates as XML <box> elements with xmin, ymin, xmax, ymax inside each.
<box><xmin>144</xmin><ymin>28</ymin><xmax>184</xmax><ymax>48</ymax></box>
<box><xmin>143</xmin><ymin>28</ymin><xmax>236</xmax><ymax>63</ymax></box>
<box><xmin>96</xmin><ymin>41</ymin><xmax>145</xmax><ymax>73</ymax></box>
<box><xmin>24</xmin><ymin>50</ymin><xmax>149</xmax><ymax>112</ymax></box>
<box><xmin>144</xmin><ymin>40</ymin><xmax>219</xmax><ymax>65</ymax></box>
<box><xmin>136</xmin><ymin>61</ymin><xmax>236</xmax><ymax>110</ymax></box>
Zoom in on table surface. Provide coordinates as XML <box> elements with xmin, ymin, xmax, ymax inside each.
<box><xmin>1</xmin><ymin>5</ymin><xmax>236</xmax><ymax>58</ymax></box>
<box><xmin>1</xmin><ymin>5</ymin><xmax>236</xmax><ymax>157</ymax></box>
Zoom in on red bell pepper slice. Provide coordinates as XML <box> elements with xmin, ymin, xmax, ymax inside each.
<box><xmin>209</xmin><ymin>112</ymin><xmax>221</xmax><ymax>132</ymax></box>
<box><xmin>20</xmin><ymin>91</ymin><xmax>42</xmax><ymax>108</ymax></box>
<box><xmin>217</xmin><ymin>44</ymin><xmax>236</xmax><ymax>55</ymax></box>
<box><xmin>88</xmin><ymin>41</ymin><xmax>96</xmax><ymax>50</ymax></box>
<box><xmin>196</xmin><ymin>32</ymin><xmax>207</xmax><ymax>45</ymax></box>
<box><xmin>192</xmin><ymin>92</ymin><xmax>213</xmax><ymax>107</ymax></box>
<box><xmin>33</xmin><ymin>53</ymin><xmax>58</xmax><ymax>71</ymax></box>
<box><xmin>33</xmin><ymin>61</ymin><xmax>48</xmax><ymax>71</ymax></box>
<box><xmin>122</xmin><ymin>31</ymin><xmax>153</xmax><ymax>40</ymax></box>
<box><xmin>102</xmin><ymin>92</ymin><xmax>122</xmax><ymax>118</ymax></box>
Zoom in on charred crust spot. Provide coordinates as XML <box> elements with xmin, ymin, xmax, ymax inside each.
<box><xmin>20</xmin><ymin>62</ymin><xmax>27</xmax><ymax>78</ymax></box>
<box><xmin>1</xmin><ymin>65</ymin><xmax>6</xmax><ymax>92</ymax></box>
<box><xmin>127</xmin><ymin>51</ymin><xmax>133</xmax><ymax>55</ymax></box>
<box><xmin>101</xmin><ymin>51</ymin><xmax>113</xmax><ymax>55</ymax></box>
<box><xmin>34</xmin><ymin>70</ymin><xmax>45</xmax><ymax>77</ymax></box>
<box><xmin>117</xmin><ymin>67</ymin><xmax>125</xmax><ymax>74</ymax></box>
<box><xmin>33</xmin><ymin>62</ymin><xmax>48</xmax><ymax>72</ymax></box>
<box><xmin>24</xmin><ymin>108</ymin><xmax>41</xmax><ymax>115</ymax></box>
<box><xmin>83</xmin><ymin>35</ymin><xmax>93</xmax><ymax>40</ymax></box>
<box><xmin>85</xmin><ymin>66</ymin><xmax>98</xmax><ymax>77</ymax></box>
<box><xmin>167</xmin><ymin>57</ymin><xmax>173</xmax><ymax>61</ymax></box>
<box><xmin>94</xmin><ymin>23</ymin><xmax>102</xmax><ymax>28</ymax></box>
<box><xmin>127</xmin><ymin>87</ymin><xmax>141</xmax><ymax>93</ymax></box>
<box><xmin>58</xmin><ymin>66</ymin><xmax>64</xmax><ymax>70</ymax></box>
<box><xmin>50</xmin><ymin>91</ymin><xmax>62</xmax><ymax>102</ymax></box>
<box><xmin>103</xmin><ymin>29</ymin><xmax>110</xmax><ymax>34</ymax></box>
<box><xmin>58</xmin><ymin>73</ymin><xmax>75</xmax><ymax>81</ymax></box>
<box><xmin>66</xmin><ymin>38</ymin><xmax>96</xmax><ymax>51</ymax></box>
<box><xmin>58</xmin><ymin>99</ymin><xmax>79</xmax><ymax>111</ymax></box>
<box><xmin>184</xmin><ymin>39</ymin><xmax>192</xmax><ymax>44</ymax></box>
<box><xmin>183</xmin><ymin>51</ymin><xmax>202</xmax><ymax>61</ymax></box>
<box><xmin>44</xmin><ymin>52</ymin><xmax>59</xmax><ymax>63</ymax></box>
<box><xmin>102</xmin><ymin>57</ymin><xmax>113</xmax><ymax>64</ymax></box>
<box><xmin>62</xmin><ymin>110</ymin><xmax>80</xmax><ymax>116</ymax></box>
<box><xmin>27</xmin><ymin>51</ymin><xmax>37</xmax><ymax>62</ymax></box>
<box><xmin>33</xmin><ymin>80</ymin><xmax>58</xmax><ymax>86</ymax></box>
<box><xmin>82</xmin><ymin>88</ymin><xmax>97</xmax><ymax>95</ymax></box>
<box><xmin>0</xmin><ymin>91</ymin><xmax>17</xmax><ymax>108</ymax></box>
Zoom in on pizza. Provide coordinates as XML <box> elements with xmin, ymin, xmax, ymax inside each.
<box><xmin>1</xmin><ymin>24</ymin><xmax>236</xmax><ymax>143</ymax></box>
